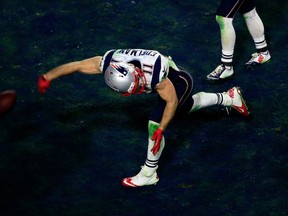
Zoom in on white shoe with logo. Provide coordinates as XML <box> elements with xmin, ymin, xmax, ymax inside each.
<box><xmin>122</xmin><ymin>165</ymin><xmax>159</xmax><ymax>187</ymax></box>
<box><xmin>245</xmin><ymin>51</ymin><xmax>271</xmax><ymax>69</ymax></box>
<box><xmin>223</xmin><ymin>87</ymin><xmax>249</xmax><ymax>117</ymax></box>
<box><xmin>207</xmin><ymin>64</ymin><xmax>234</xmax><ymax>81</ymax></box>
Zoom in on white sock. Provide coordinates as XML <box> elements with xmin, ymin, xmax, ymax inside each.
<box><xmin>144</xmin><ymin>136</ymin><xmax>165</xmax><ymax>170</ymax></box>
<box><xmin>190</xmin><ymin>91</ymin><xmax>233</xmax><ymax>113</ymax></box>
<box><xmin>216</xmin><ymin>15</ymin><xmax>235</xmax><ymax>64</ymax></box>
<box><xmin>190</xmin><ymin>92</ymin><xmax>218</xmax><ymax>112</ymax></box>
<box><xmin>243</xmin><ymin>8</ymin><xmax>267</xmax><ymax>51</ymax></box>
<box><xmin>218</xmin><ymin>92</ymin><xmax>232</xmax><ymax>106</ymax></box>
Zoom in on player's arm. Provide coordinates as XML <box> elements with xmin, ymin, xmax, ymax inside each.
<box><xmin>150</xmin><ymin>78</ymin><xmax>178</xmax><ymax>155</ymax></box>
<box><xmin>38</xmin><ymin>56</ymin><xmax>102</xmax><ymax>94</ymax></box>
<box><xmin>155</xmin><ymin>78</ymin><xmax>178</xmax><ymax>131</ymax></box>
<box><xmin>43</xmin><ymin>56</ymin><xmax>103</xmax><ymax>81</ymax></box>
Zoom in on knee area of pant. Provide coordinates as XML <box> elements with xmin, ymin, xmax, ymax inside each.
<box><xmin>148</xmin><ymin>120</ymin><xmax>160</xmax><ymax>138</ymax></box>
<box><xmin>190</xmin><ymin>92</ymin><xmax>205</xmax><ymax>111</ymax></box>
<box><xmin>192</xmin><ymin>92</ymin><xmax>205</xmax><ymax>101</ymax></box>
<box><xmin>243</xmin><ymin>8</ymin><xmax>257</xmax><ymax>19</ymax></box>
<box><xmin>216</xmin><ymin>15</ymin><xmax>233</xmax><ymax>28</ymax></box>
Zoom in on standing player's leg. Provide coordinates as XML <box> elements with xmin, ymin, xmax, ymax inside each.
<box><xmin>241</xmin><ymin>5</ymin><xmax>271</xmax><ymax>69</ymax></box>
<box><xmin>207</xmin><ymin>0</ymin><xmax>244</xmax><ymax>81</ymax></box>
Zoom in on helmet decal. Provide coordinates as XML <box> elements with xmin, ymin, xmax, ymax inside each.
<box><xmin>111</xmin><ymin>63</ymin><xmax>128</xmax><ymax>76</ymax></box>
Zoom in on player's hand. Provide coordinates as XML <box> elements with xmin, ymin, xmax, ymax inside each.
<box><xmin>151</xmin><ymin>128</ymin><xmax>164</xmax><ymax>155</ymax></box>
<box><xmin>38</xmin><ymin>75</ymin><xmax>51</xmax><ymax>94</ymax></box>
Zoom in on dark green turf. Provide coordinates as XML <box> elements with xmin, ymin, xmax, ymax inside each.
<box><xmin>1</xmin><ymin>0</ymin><xmax>288</xmax><ymax>215</ymax></box>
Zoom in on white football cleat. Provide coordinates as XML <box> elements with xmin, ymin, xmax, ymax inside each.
<box><xmin>122</xmin><ymin>166</ymin><xmax>159</xmax><ymax>187</ymax></box>
<box><xmin>207</xmin><ymin>64</ymin><xmax>234</xmax><ymax>81</ymax></box>
<box><xmin>245</xmin><ymin>51</ymin><xmax>271</xmax><ymax>69</ymax></box>
<box><xmin>224</xmin><ymin>87</ymin><xmax>249</xmax><ymax>117</ymax></box>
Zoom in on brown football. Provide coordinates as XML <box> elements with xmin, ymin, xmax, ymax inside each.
<box><xmin>0</xmin><ymin>90</ymin><xmax>17</xmax><ymax>115</ymax></box>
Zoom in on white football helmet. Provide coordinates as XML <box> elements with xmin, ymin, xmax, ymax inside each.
<box><xmin>104</xmin><ymin>62</ymin><xmax>146</xmax><ymax>96</ymax></box>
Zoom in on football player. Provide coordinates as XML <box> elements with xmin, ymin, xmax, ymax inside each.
<box><xmin>38</xmin><ymin>48</ymin><xmax>249</xmax><ymax>187</ymax></box>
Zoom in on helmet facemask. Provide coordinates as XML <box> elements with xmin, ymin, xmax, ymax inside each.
<box><xmin>122</xmin><ymin>67</ymin><xmax>146</xmax><ymax>96</ymax></box>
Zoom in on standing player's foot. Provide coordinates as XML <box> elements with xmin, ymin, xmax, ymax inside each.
<box><xmin>245</xmin><ymin>51</ymin><xmax>271</xmax><ymax>70</ymax></box>
<box><xmin>207</xmin><ymin>64</ymin><xmax>234</xmax><ymax>81</ymax></box>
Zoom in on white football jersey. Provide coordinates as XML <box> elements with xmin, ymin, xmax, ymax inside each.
<box><xmin>101</xmin><ymin>49</ymin><xmax>170</xmax><ymax>93</ymax></box>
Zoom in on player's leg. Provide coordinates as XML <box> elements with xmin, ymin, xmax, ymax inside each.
<box><xmin>207</xmin><ymin>15</ymin><xmax>235</xmax><ymax>81</ymax></box>
<box><xmin>122</xmin><ymin>103</ymin><xmax>166</xmax><ymax>187</ymax></box>
<box><xmin>189</xmin><ymin>87</ymin><xmax>249</xmax><ymax>117</ymax></box>
<box><xmin>207</xmin><ymin>0</ymin><xmax>245</xmax><ymax>81</ymax></box>
<box><xmin>240</xmin><ymin>4</ymin><xmax>271</xmax><ymax>69</ymax></box>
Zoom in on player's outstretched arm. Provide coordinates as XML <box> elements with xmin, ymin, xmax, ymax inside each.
<box><xmin>38</xmin><ymin>56</ymin><xmax>102</xmax><ymax>94</ymax></box>
<box><xmin>43</xmin><ymin>56</ymin><xmax>103</xmax><ymax>81</ymax></box>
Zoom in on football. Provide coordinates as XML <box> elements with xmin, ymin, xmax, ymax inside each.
<box><xmin>0</xmin><ymin>89</ymin><xmax>17</xmax><ymax>116</ymax></box>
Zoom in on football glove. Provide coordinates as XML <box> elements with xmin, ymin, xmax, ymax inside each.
<box><xmin>151</xmin><ymin>128</ymin><xmax>164</xmax><ymax>155</ymax></box>
<box><xmin>38</xmin><ymin>75</ymin><xmax>51</xmax><ymax>94</ymax></box>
